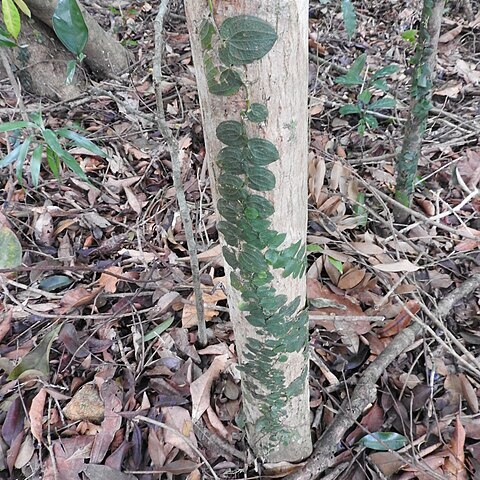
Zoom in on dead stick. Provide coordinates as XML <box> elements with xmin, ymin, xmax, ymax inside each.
<box><xmin>285</xmin><ymin>273</ymin><xmax>480</xmax><ymax>480</ymax></box>
<box><xmin>153</xmin><ymin>0</ymin><xmax>207</xmax><ymax>345</ymax></box>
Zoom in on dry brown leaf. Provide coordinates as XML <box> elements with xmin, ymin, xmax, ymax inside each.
<box><xmin>98</xmin><ymin>266</ymin><xmax>123</xmax><ymax>294</ymax></box>
<box><xmin>190</xmin><ymin>354</ymin><xmax>230</xmax><ymax>422</ymax></box>
<box><xmin>182</xmin><ymin>288</ymin><xmax>227</xmax><ymax>327</ymax></box>
<box><xmin>34</xmin><ymin>210</ymin><xmax>54</xmax><ymax>246</ymax></box>
<box><xmin>206</xmin><ymin>405</ymin><xmax>231</xmax><ymax>440</ymax></box>
<box><xmin>377</xmin><ymin>300</ymin><xmax>420</xmax><ymax>337</ymax></box>
<box><xmin>444</xmin><ymin>415</ymin><xmax>467</xmax><ymax>479</ymax></box>
<box><xmin>349</xmin><ymin>242</ymin><xmax>384</xmax><ymax>255</ymax></box>
<box><xmin>373</xmin><ymin>259</ymin><xmax>420</xmax><ymax>273</ymax></box>
<box><xmin>14</xmin><ymin>434</ymin><xmax>34</xmax><ymax>469</ymax></box>
<box><xmin>370</xmin><ymin>451</ymin><xmax>405</xmax><ymax>476</ymax></box>
<box><xmin>438</xmin><ymin>24</ymin><xmax>463</xmax><ymax>43</ymax></box>
<box><xmin>29</xmin><ymin>387</ymin><xmax>47</xmax><ymax>443</ymax></box>
<box><xmin>455</xmin><ymin>59</ymin><xmax>480</xmax><ymax>85</ymax></box>
<box><xmin>161</xmin><ymin>406</ymin><xmax>198</xmax><ymax>460</ymax></box>
<box><xmin>434</xmin><ymin>82</ymin><xmax>462</xmax><ymax>98</ymax></box>
<box><xmin>308</xmin><ymin>154</ymin><xmax>326</xmax><ymax>208</ymax></box>
<box><xmin>0</xmin><ymin>309</ymin><xmax>12</xmax><ymax>343</ymax></box>
<box><xmin>337</xmin><ymin>268</ymin><xmax>366</xmax><ymax>290</ymax></box>
<box><xmin>459</xmin><ymin>373</ymin><xmax>479</xmax><ymax>413</ymax></box>
<box><xmin>58</xmin><ymin>287</ymin><xmax>103</xmax><ymax>314</ymax></box>
<box><xmin>124</xmin><ymin>186</ymin><xmax>142</xmax><ymax>214</ymax></box>
<box><xmin>262</xmin><ymin>461</ymin><xmax>306</xmax><ymax>478</ymax></box>
<box><xmin>196</xmin><ymin>244</ymin><xmax>223</xmax><ymax>265</ymax></box>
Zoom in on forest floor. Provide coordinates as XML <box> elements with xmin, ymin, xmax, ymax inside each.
<box><xmin>1</xmin><ymin>0</ymin><xmax>480</xmax><ymax>479</ymax></box>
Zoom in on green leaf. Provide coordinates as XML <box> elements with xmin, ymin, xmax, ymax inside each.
<box><xmin>216</xmin><ymin>121</ymin><xmax>247</xmax><ymax>147</ymax></box>
<box><xmin>372</xmin><ymin>64</ymin><xmax>399</xmax><ymax>80</ymax></box>
<box><xmin>29</xmin><ymin>112</ymin><xmax>44</xmax><ymax>129</ymax></box>
<box><xmin>328</xmin><ymin>256</ymin><xmax>343</xmax><ymax>273</ymax></box>
<box><xmin>369</xmin><ymin>97</ymin><xmax>396</xmax><ymax>111</ymax></box>
<box><xmin>0</xmin><ymin>120</ymin><xmax>34</xmax><ymax>133</ymax></box>
<box><xmin>0</xmin><ymin>28</ymin><xmax>16</xmax><ymax>47</ymax></box>
<box><xmin>358</xmin><ymin>89</ymin><xmax>372</xmax><ymax>105</ymax></box>
<box><xmin>357</xmin><ymin>432</ymin><xmax>408</xmax><ymax>451</ymax></box>
<box><xmin>339</xmin><ymin>104</ymin><xmax>361</xmax><ymax>115</ymax></box>
<box><xmin>371</xmin><ymin>78</ymin><xmax>389</xmax><ymax>91</ymax></box>
<box><xmin>246</xmin><ymin>103</ymin><xmax>268</xmax><ymax>123</ymax></box>
<box><xmin>43</xmin><ymin>129</ymin><xmax>88</xmax><ymax>182</ymax></box>
<box><xmin>65</xmin><ymin>60</ymin><xmax>77</xmax><ymax>85</ymax></box>
<box><xmin>222</xmin><ymin>246</ymin><xmax>239</xmax><ymax>269</ymax></box>
<box><xmin>219</xmin><ymin>15</ymin><xmax>277</xmax><ymax>65</ymax></box>
<box><xmin>243</xmin><ymin>195</ymin><xmax>274</xmax><ymax>218</ymax></box>
<box><xmin>2</xmin><ymin>0</ymin><xmax>20</xmax><ymax>38</ymax></box>
<box><xmin>38</xmin><ymin>275</ymin><xmax>73</xmax><ymax>292</ymax></box>
<box><xmin>0</xmin><ymin>226</ymin><xmax>22</xmax><ymax>268</ymax></box>
<box><xmin>401</xmin><ymin>29</ymin><xmax>417</xmax><ymax>44</ymax></box>
<box><xmin>208</xmin><ymin>68</ymin><xmax>243</xmax><ymax>96</ymax></box>
<box><xmin>0</xmin><ymin>144</ymin><xmax>21</xmax><ymax>168</ymax></box>
<box><xmin>200</xmin><ymin>18</ymin><xmax>215</xmax><ymax>50</ymax></box>
<box><xmin>8</xmin><ymin>324</ymin><xmax>62</xmax><ymax>380</ymax></box>
<box><xmin>335</xmin><ymin>53</ymin><xmax>367</xmax><ymax>86</ymax></box>
<box><xmin>217</xmin><ymin>147</ymin><xmax>244</xmax><ymax>174</ymax></box>
<box><xmin>307</xmin><ymin>244</ymin><xmax>323</xmax><ymax>252</ymax></box>
<box><xmin>218</xmin><ymin>172</ymin><xmax>244</xmax><ymax>191</ymax></box>
<box><xmin>46</xmin><ymin>146</ymin><xmax>60</xmax><ymax>179</ymax></box>
<box><xmin>218</xmin><ymin>199</ymin><xmax>241</xmax><ymax>222</ymax></box>
<box><xmin>358</xmin><ymin>118</ymin><xmax>366</xmax><ymax>135</ymax></box>
<box><xmin>246</xmin><ymin>166</ymin><xmax>276</xmax><ymax>191</ymax></box>
<box><xmin>55</xmin><ymin>128</ymin><xmax>106</xmax><ymax>157</ymax></box>
<box><xmin>30</xmin><ymin>144</ymin><xmax>42</xmax><ymax>187</ymax></box>
<box><xmin>52</xmin><ymin>0</ymin><xmax>88</xmax><ymax>56</ymax></box>
<box><xmin>364</xmin><ymin>114</ymin><xmax>378</xmax><ymax>129</ymax></box>
<box><xmin>15</xmin><ymin>135</ymin><xmax>32</xmax><ymax>184</ymax></box>
<box><xmin>243</xmin><ymin>138</ymin><xmax>279</xmax><ymax>166</ymax></box>
<box><xmin>13</xmin><ymin>0</ymin><xmax>29</xmax><ymax>17</ymax></box>
<box><xmin>143</xmin><ymin>317</ymin><xmax>174</xmax><ymax>342</ymax></box>
<box><xmin>238</xmin><ymin>244</ymin><xmax>267</xmax><ymax>273</ymax></box>
<box><xmin>341</xmin><ymin>0</ymin><xmax>356</xmax><ymax>39</ymax></box>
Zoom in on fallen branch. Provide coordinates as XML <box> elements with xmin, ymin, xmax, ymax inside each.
<box><xmin>285</xmin><ymin>272</ymin><xmax>480</xmax><ymax>480</ymax></box>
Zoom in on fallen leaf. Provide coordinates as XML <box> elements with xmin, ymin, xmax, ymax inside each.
<box><xmin>64</xmin><ymin>384</ymin><xmax>104</xmax><ymax>423</ymax></box>
<box><xmin>377</xmin><ymin>300</ymin><xmax>419</xmax><ymax>337</ymax></box>
<box><xmin>182</xmin><ymin>287</ymin><xmax>227</xmax><ymax>327</ymax></box>
<box><xmin>29</xmin><ymin>388</ymin><xmax>47</xmax><ymax>442</ymax></box>
<box><xmin>191</xmin><ymin>354</ymin><xmax>230</xmax><ymax>422</ymax></box>
<box><xmin>438</xmin><ymin>24</ymin><xmax>463</xmax><ymax>43</ymax></box>
<box><xmin>161</xmin><ymin>406</ymin><xmax>198</xmax><ymax>460</ymax></box>
<box><xmin>338</xmin><ymin>268</ymin><xmax>366</xmax><ymax>290</ymax></box>
<box><xmin>444</xmin><ymin>415</ymin><xmax>467</xmax><ymax>479</ymax></box>
<box><xmin>373</xmin><ymin>260</ymin><xmax>420</xmax><ymax>273</ymax></box>
<box><xmin>98</xmin><ymin>266</ymin><xmax>123</xmax><ymax>293</ymax></box>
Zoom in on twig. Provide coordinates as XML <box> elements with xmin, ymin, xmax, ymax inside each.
<box><xmin>134</xmin><ymin>415</ymin><xmax>219</xmax><ymax>480</ymax></box>
<box><xmin>153</xmin><ymin>0</ymin><xmax>206</xmax><ymax>345</ymax></box>
<box><xmin>284</xmin><ymin>272</ymin><xmax>480</xmax><ymax>480</ymax></box>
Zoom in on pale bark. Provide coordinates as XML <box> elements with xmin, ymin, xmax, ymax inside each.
<box><xmin>185</xmin><ymin>0</ymin><xmax>312</xmax><ymax>462</ymax></box>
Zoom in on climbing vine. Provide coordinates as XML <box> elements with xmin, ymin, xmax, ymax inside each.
<box><xmin>200</xmin><ymin>13</ymin><xmax>309</xmax><ymax>449</ymax></box>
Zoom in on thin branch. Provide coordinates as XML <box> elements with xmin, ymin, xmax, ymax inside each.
<box><xmin>285</xmin><ymin>272</ymin><xmax>480</xmax><ymax>480</ymax></box>
<box><xmin>153</xmin><ymin>0</ymin><xmax>207</xmax><ymax>345</ymax></box>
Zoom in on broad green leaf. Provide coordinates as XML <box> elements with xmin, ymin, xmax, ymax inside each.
<box><xmin>341</xmin><ymin>0</ymin><xmax>356</xmax><ymax>39</ymax></box>
<box><xmin>143</xmin><ymin>317</ymin><xmax>174</xmax><ymax>342</ymax></box>
<box><xmin>56</xmin><ymin>128</ymin><xmax>106</xmax><ymax>157</ymax></box>
<box><xmin>0</xmin><ymin>143</ymin><xmax>21</xmax><ymax>168</ymax></box>
<box><xmin>217</xmin><ymin>147</ymin><xmax>245</xmax><ymax>174</ymax></box>
<box><xmin>401</xmin><ymin>29</ymin><xmax>417</xmax><ymax>44</ymax></box>
<box><xmin>335</xmin><ymin>53</ymin><xmax>367</xmax><ymax>86</ymax></box>
<box><xmin>339</xmin><ymin>104</ymin><xmax>361</xmax><ymax>115</ymax></box>
<box><xmin>208</xmin><ymin>68</ymin><xmax>243</xmax><ymax>96</ymax></box>
<box><xmin>222</xmin><ymin>246</ymin><xmax>239</xmax><ymax>269</ymax></box>
<box><xmin>0</xmin><ymin>226</ymin><xmax>22</xmax><ymax>268</ymax></box>
<box><xmin>52</xmin><ymin>0</ymin><xmax>88</xmax><ymax>56</ymax></box>
<box><xmin>372</xmin><ymin>64</ymin><xmax>399</xmax><ymax>80</ymax></box>
<box><xmin>358</xmin><ymin>432</ymin><xmax>408</xmax><ymax>451</ymax></box>
<box><xmin>0</xmin><ymin>120</ymin><xmax>34</xmax><ymax>133</ymax></box>
<box><xmin>364</xmin><ymin>114</ymin><xmax>378</xmax><ymax>129</ymax></box>
<box><xmin>2</xmin><ymin>0</ymin><xmax>20</xmax><ymax>38</ymax></box>
<box><xmin>246</xmin><ymin>103</ymin><xmax>268</xmax><ymax>123</ymax></box>
<box><xmin>369</xmin><ymin>97</ymin><xmax>396</xmax><ymax>111</ymax></box>
<box><xmin>0</xmin><ymin>28</ymin><xmax>16</xmax><ymax>47</ymax></box>
<box><xmin>8</xmin><ymin>324</ymin><xmax>62</xmax><ymax>380</ymax></box>
<box><xmin>29</xmin><ymin>112</ymin><xmax>44</xmax><ymax>129</ymax></box>
<box><xmin>358</xmin><ymin>89</ymin><xmax>372</xmax><ymax>105</ymax></box>
<box><xmin>371</xmin><ymin>78</ymin><xmax>389</xmax><ymax>91</ymax></box>
<box><xmin>238</xmin><ymin>244</ymin><xmax>267</xmax><ymax>273</ymax></box>
<box><xmin>243</xmin><ymin>195</ymin><xmax>274</xmax><ymax>218</ymax></box>
<box><xmin>219</xmin><ymin>15</ymin><xmax>277</xmax><ymax>65</ymax></box>
<box><xmin>328</xmin><ymin>256</ymin><xmax>343</xmax><ymax>273</ymax></box>
<box><xmin>216</xmin><ymin>121</ymin><xmax>247</xmax><ymax>147</ymax></box>
<box><xmin>218</xmin><ymin>172</ymin><xmax>244</xmax><ymax>191</ymax></box>
<box><xmin>243</xmin><ymin>138</ymin><xmax>279</xmax><ymax>166</ymax></box>
<box><xmin>200</xmin><ymin>18</ymin><xmax>215</xmax><ymax>50</ymax></box>
<box><xmin>15</xmin><ymin>135</ymin><xmax>32</xmax><ymax>184</ymax></box>
<box><xmin>13</xmin><ymin>0</ymin><xmax>29</xmax><ymax>17</ymax></box>
<box><xmin>307</xmin><ymin>244</ymin><xmax>323</xmax><ymax>252</ymax></box>
<box><xmin>246</xmin><ymin>165</ymin><xmax>276</xmax><ymax>191</ymax></box>
<box><xmin>358</xmin><ymin>118</ymin><xmax>366</xmax><ymax>135</ymax></box>
<box><xmin>38</xmin><ymin>275</ymin><xmax>73</xmax><ymax>292</ymax></box>
<box><xmin>65</xmin><ymin>60</ymin><xmax>77</xmax><ymax>85</ymax></box>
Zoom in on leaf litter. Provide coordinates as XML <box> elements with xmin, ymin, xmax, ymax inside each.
<box><xmin>0</xmin><ymin>1</ymin><xmax>480</xmax><ymax>479</ymax></box>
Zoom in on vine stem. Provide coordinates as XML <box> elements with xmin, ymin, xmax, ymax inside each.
<box><xmin>153</xmin><ymin>0</ymin><xmax>207</xmax><ymax>345</ymax></box>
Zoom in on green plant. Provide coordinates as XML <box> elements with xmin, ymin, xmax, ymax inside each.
<box><xmin>336</xmin><ymin>53</ymin><xmax>398</xmax><ymax>135</ymax></box>
<box><xmin>0</xmin><ymin>112</ymin><xmax>106</xmax><ymax>186</ymax></box>
<box><xmin>1</xmin><ymin>0</ymin><xmax>88</xmax><ymax>82</ymax></box>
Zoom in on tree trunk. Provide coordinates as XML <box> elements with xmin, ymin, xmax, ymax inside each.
<box><xmin>185</xmin><ymin>0</ymin><xmax>312</xmax><ymax>462</ymax></box>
